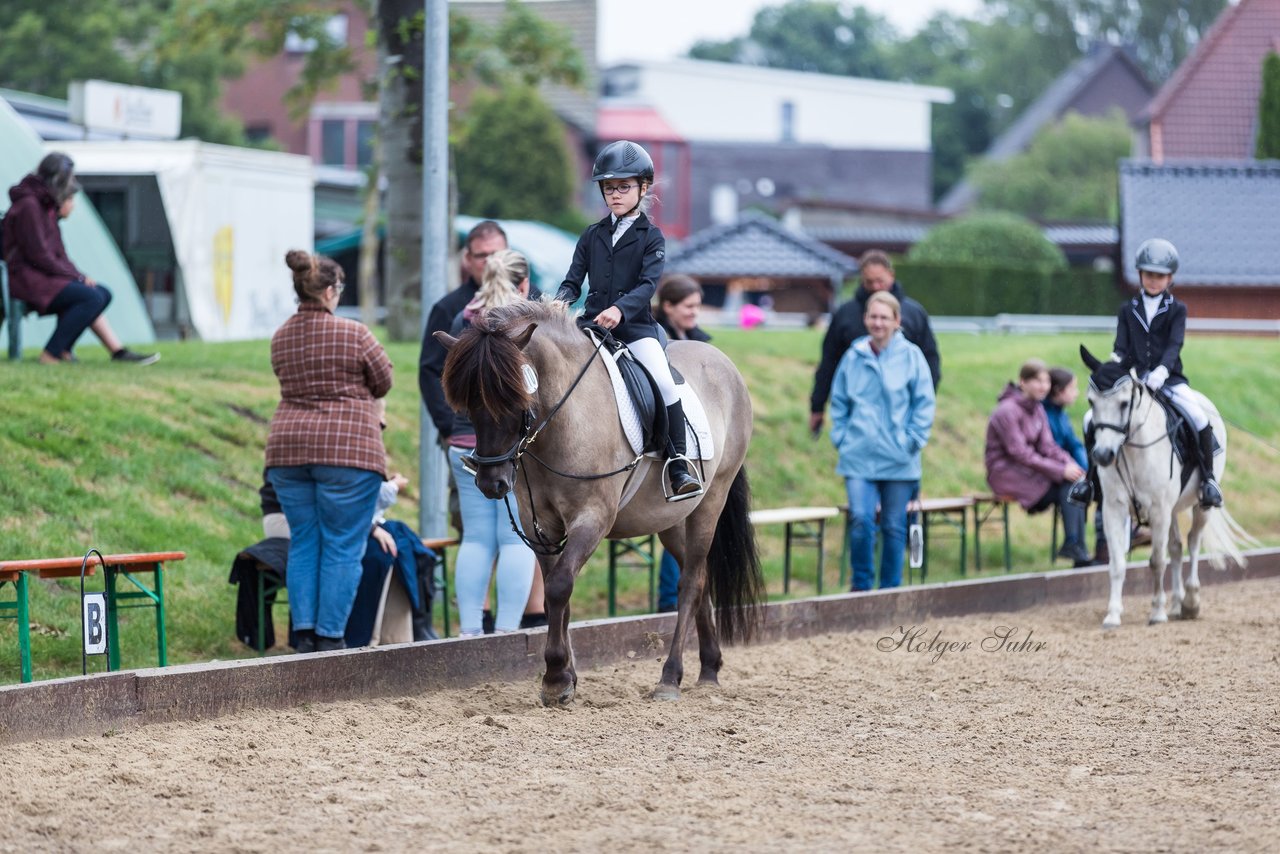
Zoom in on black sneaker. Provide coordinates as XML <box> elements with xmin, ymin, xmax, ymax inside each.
<box><xmin>315</xmin><ymin>635</ymin><xmax>347</xmax><ymax>652</ymax></box>
<box><xmin>112</xmin><ymin>348</ymin><xmax>160</xmax><ymax>366</ymax></box>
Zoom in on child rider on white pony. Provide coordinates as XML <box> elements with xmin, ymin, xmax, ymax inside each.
<box><xmin>1070</xmin><ymin>238</ymin><xmax>1223</xmax><ymax>510</ymax></box>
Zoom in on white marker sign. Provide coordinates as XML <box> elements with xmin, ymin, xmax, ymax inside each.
<box><xmin>82</xmin><ymin>592</ymin><xmax>108</xmax><ymax>655</ymax></box>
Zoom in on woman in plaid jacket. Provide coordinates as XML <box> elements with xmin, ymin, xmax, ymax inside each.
<box><xmin>266</xmin><ymin>250</ymin><xmax>393</xmax><ymax>653</ymax></box>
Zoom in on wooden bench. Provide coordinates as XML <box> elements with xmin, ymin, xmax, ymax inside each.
<box><xmin>602</xmin><ymin>507</ymin><xmax>840</xmax><ymax>614</ymax></box>
<box><xmin>0</xmin><ymin>567</ymin><xmax>32</xmax><ymax>681</ymax></box>
<box><xmin>607</xmin><ymin>535</ymin><xmax>657</xmax><ymax>617</ymax></box>
<box><xmin>837</xmin><ymin>496</ymin><xmax>973</xmax><ymax>586</ymax></box>
<box><xmin>749</xmin><ymin>506</ymin><xmax>841</xmax><ymax>594</ymax></box>
<box><xmin>970</xmin><ymin>494</ymin><xmax>1014</xmax><ymax>572</ymax></box>
<box><xmin>1</xmin><ymin>249</ymin><xmax>31</xmax><ymax>361</ymax></box>
<box><xmin>0</xmin><ymin>551</ymin><xmax>185</xmax><ymax>681</ymax></box>
<box><xmin>244</xmin><ymin>537</ymin><xmax>459</xmax><ymax>651</ymax></box>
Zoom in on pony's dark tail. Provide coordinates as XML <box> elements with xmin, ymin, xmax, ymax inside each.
<box><xmin>707</xmin><ymin>466</ymin><xmax>764</xmax><ymax>645</ymax></box>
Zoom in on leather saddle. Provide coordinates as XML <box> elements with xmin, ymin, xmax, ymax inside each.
<box><xmin>1151</xmin><ymin>391</ymin><xmax>1209</xmax><ymax>491</ymax></box>
<box><xmin>581</xmin><ymin>324</ymin><xmax>684</xmax><ymax>455</ymax></box>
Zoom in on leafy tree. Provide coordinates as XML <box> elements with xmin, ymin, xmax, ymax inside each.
<box><xmin>689</xmin><ymin>0</ymin><xmax>898</xmax><ymax>79</ymax></box>
<box><xmin>455</xmin><ymin>87</ymin><xmax>575</xmax><ymax>222</ymax></box>
<box><xmin>970</xmin><ymin>109</ymin><xmax>1131</xmax><ymax>221</ymax></box>
<box><xmin>908</xmin><ymin>211</ymin><xmax>1067</xmax><ymax>271</ymax></box>
<box><xmin>373</xmin><ymin>0</ymin><xmax>584</xmax><ymax>339</ymax></box>
<box><xmin>0</xmin><ymin>1</ymin><xmax>354</xmax><ymax>144</ymax></box>
<box><xmin>1257</xmin><ymin>52</ymin><xmax>1280</xmax><ymax>160</ymax></box>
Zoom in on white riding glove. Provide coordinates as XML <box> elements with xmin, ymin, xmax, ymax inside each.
<box><xmin>1145</xmin><ymin>365</ymin><xmax>1169</xmax><ymax>391</ymax></box>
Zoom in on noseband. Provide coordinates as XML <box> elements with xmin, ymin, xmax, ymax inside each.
<box><xmin>1091</xmin><ymin>379</ymin><xmax>1139</xmax><ymax>444</ymax></box>
<box><xmin>461</xmin><ymin>410</ymin><xmax>536</xmax><ymax>475</ymax></box>
<box><xmin>467</xmin><ymin>329</ymin><xmax>644</xmax><ymax>556</ymax></box>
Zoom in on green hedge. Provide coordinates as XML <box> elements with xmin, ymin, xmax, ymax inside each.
<box><xmin>887</xmin><ymin>261</ymin><xmax>1124</xmax><ymax>316</ymax></box>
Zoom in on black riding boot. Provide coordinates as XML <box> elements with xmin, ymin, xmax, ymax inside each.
<box><xmin>1196</xmin><ymin>425</ymin><xmax>1223</xmax><ymax>508</ymax></box>
<box><xmin>1068</xmin><ymin>421</ymin><xmax>1097</xmax><ymax>505</ymax></box>
<box><xmin>664</xmin><ymin>401</ymin><xmax>703</xmax><ymax>502</ymax></box>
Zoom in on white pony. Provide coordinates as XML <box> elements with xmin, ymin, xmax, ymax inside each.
<box><xmin>1080</xmin><ymin>346</ymin><xmax>1257</xmax><ymax>629</ymax></box>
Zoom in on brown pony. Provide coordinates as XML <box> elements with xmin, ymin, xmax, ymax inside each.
<box><xmin>437</xmin><ymin>300</ymin><xmax>762</xmax><ymax>705</ymax></box>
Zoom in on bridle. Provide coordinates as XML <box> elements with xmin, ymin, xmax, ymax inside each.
<box><xmin>464</xmin><ymin>328</ymin><xmax>644</xmax><ymax>556</ymax></box>
<box><xmin>1090</xmin><ymin>375</ymin><xmax>1180</xmax><ymax>517</ymax></box>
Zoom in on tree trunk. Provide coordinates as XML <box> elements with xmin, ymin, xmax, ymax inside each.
<box><xmin>376</xmin><ymin>0</ymin><xmax>427</xmax><ymax>341</ymax></box>
<box><xmin>357</xmin><ymin>134</ymin><xmax>382</xmax><ymax>329</ymax></box>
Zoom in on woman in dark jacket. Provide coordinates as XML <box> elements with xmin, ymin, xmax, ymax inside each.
<box><xmin>650</xmin><ymin>273</ymin><xmax>713</xmax><ymax>609</ymax></box>
<box><xmin>654</xmin><ymin>274</ymin><xmax>711</xmax><ymax>344</ymax></box>
<box><xmin>2</xmin><ymin>152</ymin><xmax>155</xmax><ymax>364</ymax></box>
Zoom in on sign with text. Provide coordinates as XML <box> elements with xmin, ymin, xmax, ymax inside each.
<box><xmin>82</xmin><ymin>592</ymin><xmax>108</xmax><ymax>656</ymax></box>
<box><xmin>69</xmin><ymin>80</ymin><xmax>182</xmax><ymax>140</ymax></box>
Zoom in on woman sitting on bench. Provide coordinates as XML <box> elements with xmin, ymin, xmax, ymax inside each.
<box><xmin>2</xmin><ymin>152</ymin><xmax>157</xmax><ymax>365</ymax></box>
<box><xmin>985</xmin><ymin>359</ymin><xmax>1090</xmax><ymax>566</ymax></box>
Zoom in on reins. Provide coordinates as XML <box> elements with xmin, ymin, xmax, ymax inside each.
<box><xmin>1095</xmin><ymin>379</ymin><xmax>1179</xmax><ymax>521</ymax></box>
<box><xmin>494</xmin><ymin>327</ymin><xmax>644</xmax><ymax>556</ymax></box>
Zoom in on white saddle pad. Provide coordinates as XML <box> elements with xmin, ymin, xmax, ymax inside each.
<box><xmin>588</xmin><ymin>331</ymin><xmax>715</xmax><ymax>461</ymax></box>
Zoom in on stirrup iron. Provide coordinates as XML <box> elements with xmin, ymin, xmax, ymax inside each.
<box><xmin>661</xmin><ymin>455</ymin><xmax>704</xmax><ymax>502</ymax></box>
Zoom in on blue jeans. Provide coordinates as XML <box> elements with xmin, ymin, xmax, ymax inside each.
<box><xmin>846</xmin><ymin>477</ymin><xmax>916</xmax><ymax>592</ymax></box>
<box><xmin>658</xmin><ymin>550</ymin><xmax>680</xmax><ymax>612</ymax></box>
<box><xmin>268</xmin><ymin>465</ymin><xmax>384</xmax><ymax>639</ymax></box>
<box><xmin>449</xmin><ymin>448</ymin><xmax>536</xmax><ymax>633</ymax></box>
<box><xmin>45</xmin><ymin>281</ymin><xmax>111</xmax><ymax>358</ymax></box>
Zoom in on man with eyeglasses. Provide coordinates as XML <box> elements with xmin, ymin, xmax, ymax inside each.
<box><xmin>419</xmin><ymin>220</ymin><xmax>509</xmax><ymax>445</ymax></box>
<box><xmin>809</xmin><ymin>249</ymin><xmax>941</xmax><ymax>437</ymax></box>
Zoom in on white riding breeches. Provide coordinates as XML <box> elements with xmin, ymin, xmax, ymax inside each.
<box><xmin>626</xmin><ymin>337</ymin><xmax>679</xmax><ymax>406</ymax></box>
<box><xmin>1162</xmin><ymin>383</ymin><xmax>1208</xmax><ymax>431</ymax></box>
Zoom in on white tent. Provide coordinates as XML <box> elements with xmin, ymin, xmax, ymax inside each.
<box><xmin>58</xmin><ymin>140</ymin><xmax>314</xmax><ymax>341</ymax></box>
<box><xmin>0</xmin><ymin>98</ymin><xmax>153</xmax><ymax>346</ymax></box>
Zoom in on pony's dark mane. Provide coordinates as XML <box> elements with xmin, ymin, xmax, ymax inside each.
<box><xmin>441</xmin><ymin>311</ymin><xmax>537</xmax><ymax>421</ymax></box>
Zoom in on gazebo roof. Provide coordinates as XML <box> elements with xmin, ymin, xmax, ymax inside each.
<box><xmin>666</xmin><ymin>211</ymin><xmax>858</xmax><ymax>279</ymax></box>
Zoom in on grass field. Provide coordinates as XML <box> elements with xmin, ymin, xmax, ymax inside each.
<box><xmin>1</xmin><ymin>327</ymin><xmax>1277</xmax><ymax>683</ymax></box>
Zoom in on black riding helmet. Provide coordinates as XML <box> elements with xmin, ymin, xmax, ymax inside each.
<box><xmin>592</xmin><ymin>140</ymin><xmax>654</xmax><ymax>184</ymax></box>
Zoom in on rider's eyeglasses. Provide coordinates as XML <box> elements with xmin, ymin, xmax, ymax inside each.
<box><xmin>601</xmin><ymin>183</ymin><xmax>637</xmax><ymax>196</ymax></box>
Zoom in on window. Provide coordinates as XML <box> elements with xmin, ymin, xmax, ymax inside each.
<box><xmin>321</xmin><ymin>120</ymin><xmax>346</xmax><ymax>165</ymax></box>
<box><xmin>780</xmin><ymin>101</ymin><xmax>795</xmax><ymax>143</ymax></box>
<box><xmin>245</xmin><ymin>124</ymin><xmax>272</xmax><ymax>145</ymax></box>
<box><xmin>356</xmin><ymin>120</ymin><xmax>377</xmax><ymax>167</ymax></box>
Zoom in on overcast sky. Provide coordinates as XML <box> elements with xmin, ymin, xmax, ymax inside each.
<box><xmin>598</xmin><ymin>0</ymin><xmax>984</xmax><ymax>65</ymax></box>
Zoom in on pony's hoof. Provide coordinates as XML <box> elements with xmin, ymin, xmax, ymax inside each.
<box><xmin>1180</xmin><ymin>603</ymin><xmax>1200</xmax><ymax>620</ymax></box>
<box><xmin>540</xmin><ymin>678</ymin><xmax>576</xmax><ymax>708</ymax></box>
<box><xmin>651</xmin><ymin>683</ymin><xmax>681</xmax><ymax>702</ymax></box>
<box><xmin>1102</xmin><ymin>618</ymin><xmax>1121</xmax><ymax>631</ymax></box>
<box><xmin>1148</xmin><ymin>614</ymin><xmax>1168</xmax><ymax>626</ymax></box>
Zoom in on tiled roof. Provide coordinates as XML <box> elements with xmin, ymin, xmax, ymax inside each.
<box><xmin>939</xmin><ymin>44</ymin><xmax>1151</xmax><ymax>214</ymax></box>
<box><xmin>1119</xmin><ymin>159</ymin><xmax>1280</xmax><ymax>286</ymax></box>
<box><xmin>1140</xmin><ymin>0</ymin><xmax>1280</xmax><ymax>159</ymax></box>
<box><xmin>666</xmin><ymin>211</ymin><xmax>859</xmax><ymax>278</ymax></box>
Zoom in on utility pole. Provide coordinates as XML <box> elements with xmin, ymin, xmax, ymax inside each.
<box><xmin>419</xmin><ymin>0</ymin><xmax>449</xmax><ymax>538</ymax></box>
